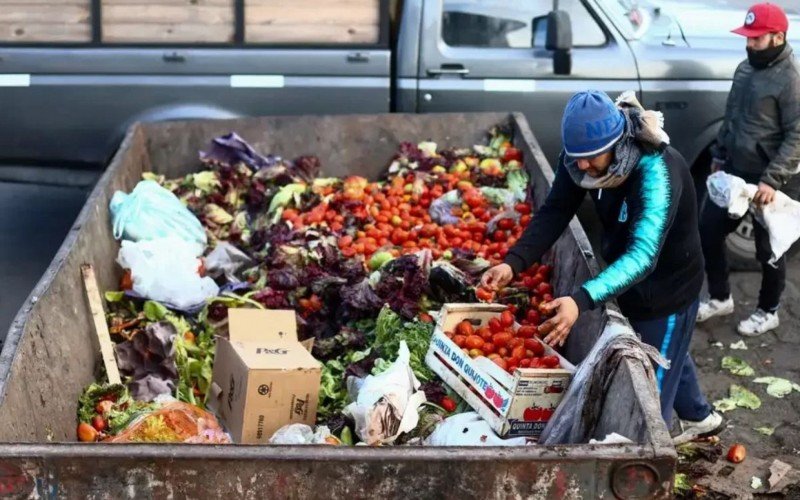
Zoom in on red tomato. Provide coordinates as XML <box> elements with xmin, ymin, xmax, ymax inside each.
<box><xmin>526</xmin><ymin>309</ymin><xmax>541</xmax><ymax>325</ymax></box>
<box><xmin>477</xmin><ymin>327</ymin><xmax>493</xmax><ymax>341</ymax></box>
<box><xmin>419</xmin><ymin>313</ymin><xmax>434</xmax><ymax>323</ymax></box>
<box><xmin>465</xmin><ymin>335</ymin><xmax>485</xmax><ymax>350</ymax></box>
<box><xmin>516</xmin><ymin>325</ymin><xmax>537</xmax><ymax>339</ymax></box>
<box><xmin>536</xmin><ymin>282</ymin><xmax>553</xmax><ymax>296</ymax></box>
<box><xmin>492</xmin><ymin>357</ymin><xmax>508</xmax><ymax>370</ymax></box>
<box><xmin>455</xmin><ymin>320</ymin><xmax>474</xmax><ymax>337</ymax></box>
<box><xmin>492</xmin><ymin>332</ymin><xmax>512</xmax><ymax>348</ymax></box>
<box><xmin>511</xmin><ymin>345</ymin><xmax>526</xmax><ymax>360</ymax></box>
<box><xmin>497</xmin><ymin>218</ymin><xmax>515</xmax><ymax>231</ymax></box>
<box><xmin>524</xmin><ymin>338</ymin><xmax>545</xmax><ymax>356</ymax></box>
<box><xmin>508</xmin><ymin>337</ymin><xmax>524</xmax><ymax>349</ymax></box>
<box><xmin>515</xmin><ymin>202</ymin><xmax>532</xmax><ymax>215</ymax></box>
<box><xmin>453</xmin><ymin>335</ymin><xmax>467</xmax><ymax>348</ymax></box>
<box><xmin>497</xmin><ymin>347</ymin><xmax>509</xmax><ymax>357</ymax></box>
<box><xmin>488</xmin><ymin>318</ymin><xmax>503</xmax><ymax>333</ymax></box>
<box><xmin>542</xmin><ymin>355</ymin><xmax>560</xmax><ymax>368</ymax></box>
<box><xmin>519</xmin><ymin>358</ymin><xmax>532</xmax><ymax>368</ymax></box>
<box><xmin>481</xmin><ymin>342</ymin><xmax>496</xmax><ymax>355</ymax></box>
<box><xmin>492</xmin><ymin>230</ymin><xmax>507</xmax><ymax>242</ymax></box>
<box><xmin>476</xmin><ymin>287</ymin><xmax>494</xmax><ymax>302</ymax></box>
<box><xmin>440</xmin><ymin>396</ymin><xmax>457</xmax><ymax>413</ymax></box>
<box><xmin>500</xmin><ymin>310</ymin><xmax>515</xmax><ymax>328</ymax></box>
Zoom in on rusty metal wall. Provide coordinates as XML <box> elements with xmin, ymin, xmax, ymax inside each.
<box><xmin>0</xmin><ymin>112</ymin><xmax>674</xmax><ymax>499</ymax></box>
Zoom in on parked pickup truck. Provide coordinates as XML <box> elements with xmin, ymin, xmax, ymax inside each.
<box><xmin>0</xmin><ymin>0</ymin><xmax>798</xmax><ymax>252</ymax></box>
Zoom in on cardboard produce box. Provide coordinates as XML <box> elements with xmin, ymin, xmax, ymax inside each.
<box><xmin>211</xmin><ymin>309</ymin><xmax>322</xmax><ymax>444</ymax></box>
<box><xmin>425</xmin><ymin>303</ymin><xmax>575</xmax><ymax>439</ymax></box>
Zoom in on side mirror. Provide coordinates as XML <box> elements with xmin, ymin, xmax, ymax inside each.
<box><xmin>545</xmin><ymin>11</ymin><xmax>573</xmax><ymax>75</ymax></box>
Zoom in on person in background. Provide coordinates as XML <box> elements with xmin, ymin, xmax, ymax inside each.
<box><xmin>481</xmin><ymin>90</ymin><xmax>722</xmax><ymax>443</ymax></box>
<box><xmin>696</xmin><ymin>2</ymin><xmax>800</xmax><ymax>336</ymax></box>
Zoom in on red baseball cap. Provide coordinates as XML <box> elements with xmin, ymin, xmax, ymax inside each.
<box><xmin>732</xmin><ymin>3</ymin><xmax>789</xmax><ymax>37</ymax></box>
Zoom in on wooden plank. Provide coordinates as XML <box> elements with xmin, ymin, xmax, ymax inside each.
<box><xmin>103</xmin><ymin>5</ymin><xmax>233</xmax><ymax>24</ymax></box>
<box><xmin>103</xmin><ymin>22</ymin><xmax>234</xmax><ymax>42</ymax></box>
<box><xmin>81</xmin><ymin>264</ymin><xmax>122</xmax><ymax>385</ymax></box>
<box><xmin>0</xmin><ymin>0</ymin><xmax>86</xmax><ymax>4</ymax></box>
<box><xmin>103</xmin><ymin>0</ymin><xmax>229</xmax><ymax>4</ymax></box>
<box><xmin>0</xmin><ymin>5</ymin><xmax>90</xmax><ymax>24</ymax></box>
<box><xmin>246</xmin><ymin>23</ymin><xmax>378</xmax><ymax>44</ymax></box>
<box><xmin>0</xmin><ymin>22</ymin><xmax>91</xmax><ymax>42</ymax></box>
<box><xmin>245</xmin><ymin>4</ymin><xmax>379</xmax><ymax>25</ymax></box>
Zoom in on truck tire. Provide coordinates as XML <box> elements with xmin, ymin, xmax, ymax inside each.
<box><xmin>726</xmin><ymin>215</ymin><xmax>760</xmax><ymax>271</ymax></box>
<box><xmin>726</xmin><ymin>214</ymin><xmax>800</xmax><ymax>271</ymax></box>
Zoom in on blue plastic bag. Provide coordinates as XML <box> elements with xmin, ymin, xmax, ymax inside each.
<box><xmin>110</xmin><ymin>180</ymin><xmax>207</xmax><ymax>255</ymax></box>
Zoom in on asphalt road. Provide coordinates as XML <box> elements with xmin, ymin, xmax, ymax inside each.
<box><xmin>0</xmin><ymin>181</ymin><xmax>90</xmax><ymax>346</ymax></box>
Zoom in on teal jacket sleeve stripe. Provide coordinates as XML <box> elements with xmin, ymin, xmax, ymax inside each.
<box><xmin>580</xmin><ymin>154</ymin><xmax>672</xmax><ymax>306</ymax></box>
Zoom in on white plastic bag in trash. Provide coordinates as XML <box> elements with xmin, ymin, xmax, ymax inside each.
<box><xmin>343</xmin><ymin>341</ymin><xmax>427</xmax><ymax>445</ymax></box>
<box><xmin>118</xmin><ymin>237</ymin><xmax>219</xmax><ymax>310</ymax></box>
<box><xmin>424</xmin><ymin>412</ymin><xmax>527</xmax><ymax>446</ymax></box>
<box><xmin>268</xmin><ymin>424</ymin><xmax>339</xmax><ymax>445</ymax></box>
<box><xmin>110</xmin><ymin>180</ymin><xmax>207</xmax><ymax>256</ymax></box>
<box><xmin>707</xmin><ymin>171</ymin><xmax>800</xmax><ymax>265</ymax></box>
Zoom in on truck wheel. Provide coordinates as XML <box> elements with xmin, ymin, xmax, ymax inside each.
<box><xmin>726</xmin><ymin>215</ymin><xmax>759</xmax><ymax>271</ymax></box>
<box><xmin>726</xmin><ymin>214</ymin><xmax>800</xmax><ymax>270</ymax></box>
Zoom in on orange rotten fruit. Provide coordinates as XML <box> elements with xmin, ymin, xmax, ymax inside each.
<box><xmin>727</xmin><ymin>444</ymin><xmax>746</xmax><ymax>464</ymax></box>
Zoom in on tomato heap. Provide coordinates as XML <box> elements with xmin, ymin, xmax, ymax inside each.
<box><xmin>444</xmin><ymin>308</ymin><xmax>562</xmax><ymax>375</ymax></box>
<box><xmin>276</xmin><ymin>146</ymin><xmax>531</xmax><ymax>268</ymax></box>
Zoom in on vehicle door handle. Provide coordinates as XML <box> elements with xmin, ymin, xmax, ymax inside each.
<box><xmin>427</xmin><ymin>64</ymin><xmax>469</xmax><ymax>76</ymax></box>
<box><xmin>162</xmin><ymin>52</ymin><xmax>186</xmax><ymax>63</ymax></box>
<box><xmin>347</xmin><ymin>52</ymin><xmax>370</xmax><ymax>63</ymax></box>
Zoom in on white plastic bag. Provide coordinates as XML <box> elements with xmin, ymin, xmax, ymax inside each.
<box><xmin>268</xmin><ymin>424</ymin><xmax>339</xmax><ymax>445</ymax></box>
<box><xmin>424</xmin><ymin>412</ymin><xmax>527</xmax><ymax>446</ymax></box>
<box><xmin>343</xmin><ymin>342</ymin><xmax>427</xmax><ymax>445</ymax></box>
<box><xmin>707</xmin><ymin>172</ymin><xmax>800</xmax><ymax>265</ymax></box>
<box><xmin>118</xmin><ymin>237</ymin><xmax>220</xmax><ymax>310</ymax></box>
<box><xmin>110</xmin><ymin>180</ymin><xmax>207</xmax><ymax>256</ymax></box>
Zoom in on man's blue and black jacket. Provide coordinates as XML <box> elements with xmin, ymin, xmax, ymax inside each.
<box><xmin>504</xmin><ymin>146</ymin><xmax>704</xmax><ymax>321</ymax></box>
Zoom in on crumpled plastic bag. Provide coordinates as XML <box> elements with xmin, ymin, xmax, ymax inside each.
<box><xmin>118</xmin><ymin>237</ymin><xmax>219</xmax><ymax>310</ymax></box>
<box><xmin>110</xmin><ymin>180</ymin><xmax>207</xmax><ymax>256</ymax></box>
<box><xmin>204</xmin><ymin>242</ymin><xmax>254</xmax><ymax>283</ymax></box>
<box><xmin>429</xmin><ymin>190</ymin><xmax>462</xmax><ymax>225</ymax></box>
<box><xmin>539</xmin><ymin>316</ymin><xmax>667</xmax><ymax>445</ymax></box>
<box><xmin>424</xmin><ymin>412</ymin><xmax>527</xmax><ymax>446</ymax></box>
<box><xmin>707</xmin><ymin>171</ymin><xmax>800</xmax><ymax>265</ymax></box>
<box><xmin>107</xmin><ymin>402</ymin><xmax>231</xmax><ymax>444</ymax></box>
<box><xmin>344</xmin><ymin>341</ymin><xmax>427</xmax><ymax>445</ymax></box>
<box><xmin>268</xmin><ymin>424</ymin><xmax>341</xmax><ymax>445</ymax></box>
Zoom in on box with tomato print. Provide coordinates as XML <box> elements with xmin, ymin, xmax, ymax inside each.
<box><xmin>425</xmin><ymin>303</ymin><xmax>574</xmax><ymax>439</ymax></box>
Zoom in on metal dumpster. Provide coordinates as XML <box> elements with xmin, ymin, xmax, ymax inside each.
<box><xmin>0</xmin><ymin>112</ymin><xmax>675</xmax><ymax>499</ymax></box>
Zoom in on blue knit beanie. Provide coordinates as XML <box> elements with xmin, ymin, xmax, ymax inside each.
<box><xmin>561</xmin><ymin>90</ymin><xmax>625</xmax><ymax>158</ymax></box>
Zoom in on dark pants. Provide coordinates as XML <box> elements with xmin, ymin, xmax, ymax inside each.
<box><xmin>700</xmin><ymin>200</ymin><xmax>785</xmax><ymax>312</ymax></box>
<box><xmin>632</xmin><ymin>299</ymin><xmax>712</xmax><ymax>423</ymax></box>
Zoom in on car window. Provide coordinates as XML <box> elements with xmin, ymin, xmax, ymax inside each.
<box><xmin>441</xmin><ymin>0</ymin><xmax>607</xmax><ymax>48</ymax></box>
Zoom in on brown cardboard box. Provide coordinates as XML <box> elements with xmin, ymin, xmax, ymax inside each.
<box><xmin>211</xmin><ymin>309</ymin><xmax>321</xmax><ymax>444</ymax></box>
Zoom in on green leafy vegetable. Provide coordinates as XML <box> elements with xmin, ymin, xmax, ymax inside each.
<box><xmin>721</xmin><ymin>356</ymin><xmax>755</xmax><ymax>376</ymax></box>
<box><xmin>374</xmin><ymin>306</ymin><xmax>435</xmax><ymax>382</ymax></box>
<box><xmin>753</xmin><ymin>377</ymin><xmax>800</xmax><ymax>398</ymax></box>
<box><xmin>105</xmin><ymin>291</ymin><xmax>125</xmax><ymax>303</ymax></box>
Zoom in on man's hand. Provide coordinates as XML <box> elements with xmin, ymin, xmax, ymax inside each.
<box><xmin>710</xmin><ymin>158</ymin><xmax>725</xmax><ymax>173</ymax></box>
<box><xmin>480</xmin><ymin>263</ymin><xmax>514</xmax><ymax>291</ymax></box>
<box><xmin>754</xmin><ymin>182</ymin><xmax>776</xmax><ymax>206</ymax></box>
<box><xmin>538</xmin><ymin>297</ymin><xmax>580</xmax><ymax>347</ymax></box>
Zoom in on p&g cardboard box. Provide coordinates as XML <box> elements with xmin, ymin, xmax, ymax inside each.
<box><xmin>211</xmin><ymin>308</ymin><xmax>321</xmax><ymax>444</ymax></box>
